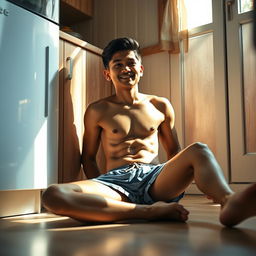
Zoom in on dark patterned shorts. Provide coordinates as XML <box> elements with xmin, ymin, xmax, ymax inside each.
<box><xmin>93</xmin><ymin>163</ymin><xmax>184</xmax><ymax>204</ymax></box>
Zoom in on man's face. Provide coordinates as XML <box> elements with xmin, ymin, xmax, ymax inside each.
<box><xmin>104</xmin><ymin>50</ymin><xmax>144</xmax><ymax>88</ymax></box>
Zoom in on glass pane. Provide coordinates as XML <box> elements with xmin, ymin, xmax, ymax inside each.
<box><xmin>238</xmin><ymin>0</ymin><xmax>254</xmax><ymax>13</ymax></box>
<box><xmin>184</xmin><ymin>0</ymin><xmax>212</xmax><ymax>29</ymax></box>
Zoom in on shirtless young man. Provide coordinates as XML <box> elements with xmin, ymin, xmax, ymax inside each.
<box><xmin>42</xmin><ymin>38</ymin><xmax>256</xmax><ymax>227</ymax></box>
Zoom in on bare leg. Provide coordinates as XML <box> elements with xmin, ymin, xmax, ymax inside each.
<box><xmin>150</xmin><ymin>142</ymin><xmax>256</xmax><ymax>227</ymax></box>
<box><xmin>220</xmin><ymin>183</ymin><xmax>256</xmax><ymax>227</ymax></box>
<box><xmin>150</xmin><ymin>142</ymin><xmax>233</xmax><ymax>205</ymax></box>
<box><xmin>42</xmin><ymin>180</ymin><xmax>189</xmax><ymax>223</ymax></box>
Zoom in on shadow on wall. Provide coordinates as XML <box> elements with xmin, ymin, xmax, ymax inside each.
<box><xmin>58</xmin><ymin>66</ymin><xmax>85</xmax><ymax>183</ymax></box>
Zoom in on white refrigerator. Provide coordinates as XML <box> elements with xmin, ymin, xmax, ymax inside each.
<box><xmin>0</xmin><ymin>0</ymin><xmax>59</xmax><ymax>192</ymax></box>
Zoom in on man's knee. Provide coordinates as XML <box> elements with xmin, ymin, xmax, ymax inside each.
<box><xmin>42</xmin><ymin>184</ymin><xmax>71</xmax><ymax>214</ymax></box>
<box><xmin>188</xmin><ymin>142</ymin><xmax>213</xmax><ymax>160</ymax></box>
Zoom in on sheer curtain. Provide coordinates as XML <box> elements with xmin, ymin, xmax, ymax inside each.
<box><xmin>160</xmin><ymin>0</ymin><xmax>188</xmax><ymax>53</ymax></box>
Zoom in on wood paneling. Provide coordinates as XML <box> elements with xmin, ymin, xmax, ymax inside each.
<box><xmin>184</xmin><ymin>33</ymin><xmax>216</xmax><ymax>154</ymax></box>
<box><xmin>62</xmin><ymin>43</ymin><xmax>86</xmax><ymax>182</ymax></box>
<box><xmin>83</xmin><ymin>0</ymin><xmax>159</xmax><ymax>50</ymax></box>
<box><xmin>59</xmin><ymin>33</ymin><xmax>113</xmax><ymax>181</ymax></box>
<box><xmin>86</xmin><ymin>52</ymin><xmax>112</xmax><ymax>106</ymax></box>
<box><xmin>60</xmin><ymin>0</ymin><xmax>93</xmax><ymax>26</ymax></box>
<box><xmin>86</xmin><ymin>51</ymin><xmax>113</xmax><ymax>173</ymax></box>
<box><xmin>242</xmin><ymin>23</ymin><xmax>256</xmax><ymax>153</ymax></box>
<box><xmin>140</xmin><ymin>52</ymin><xmax>171</xmax><ymax>163</ymax></box>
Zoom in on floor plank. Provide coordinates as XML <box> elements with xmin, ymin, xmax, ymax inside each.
<box><xmin>0</xmin><ymin>195</ymin><xmax>256</xmax><ymax>256</ymax></box>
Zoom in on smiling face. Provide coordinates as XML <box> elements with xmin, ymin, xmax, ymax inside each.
<box><xmin>103</xmin><ymin>50</ymin><xmax>144</xmax><ymax>89</ymax></box>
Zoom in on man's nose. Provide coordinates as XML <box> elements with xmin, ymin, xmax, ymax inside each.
<box><xmin>121</xmin><ymin>65</ymin><xmax>131</xmax><ymax>72</ymax></box>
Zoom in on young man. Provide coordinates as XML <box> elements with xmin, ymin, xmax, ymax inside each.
<box><xmin>42</xmin><ymin>38</ymin><xmax>256</xmax><ymax>227</ymax></box>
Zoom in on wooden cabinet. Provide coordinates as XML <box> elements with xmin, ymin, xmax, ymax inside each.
<box><xmin>60</xmin><ymin>0</ymin><xmax>93</xmax><ymax>26</ymax></box>
<box><xmin>59</xmin><ymin>32</ymin><xmax>112</xmax><ymax>183</ymax></box>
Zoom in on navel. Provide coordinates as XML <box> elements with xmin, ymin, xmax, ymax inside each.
<box><xmin>150</xmin><ymin>127</ymin><xmax>155</xmax><ymax>132</ymax></box>
<box><xmin>112</xmin><ymin>128</ymin><xmax>118</xmax><ymax>134</ymax></box>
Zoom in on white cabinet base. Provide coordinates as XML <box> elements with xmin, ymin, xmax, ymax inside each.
<box><xmin>0</xmin><ymin>190</ymin><xmax>41</xmax><ymax>218</ymax></box>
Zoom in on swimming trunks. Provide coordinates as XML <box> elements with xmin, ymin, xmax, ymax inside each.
<box><xmin>92</xmin><ymin>163</ymin><xmax>184</xmax><ymax>205</ymax></box>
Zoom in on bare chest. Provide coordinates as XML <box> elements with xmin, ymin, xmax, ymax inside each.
<box><xmin>99</xmin><ymin>103</ymin><xmax>165</xmax><ymax>139</ymax></box>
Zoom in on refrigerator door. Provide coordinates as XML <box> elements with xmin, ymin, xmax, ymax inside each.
<box><xmin>6</xmin><ymin>0</ymin><xmax>59</xmax><ymax>23</ymax></box>
<box><xmin>0</xmin><ymin>1</ymin><xmax>59</xmax><ymax>190</ymax></box>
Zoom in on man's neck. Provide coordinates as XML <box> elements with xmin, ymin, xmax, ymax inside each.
<box><xmin>114</xmin><ymin>86</ymin><xmax>142</xmax><ymax>105</ymax></box>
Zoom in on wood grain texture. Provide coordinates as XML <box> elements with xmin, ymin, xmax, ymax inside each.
<box><xmin>242</xmin><ymin>23</ymin><xmax>256</xmax><ymax>153</ymax></box>
<box><xmin>62</xmin><ymin>43</ymin><xmax>86</xmax><ymax>182</ymax></box>
<box><xmin>86</xmin><ymin>51</ymin><xmax>113</xmax><ymax>173</ymax></box>
<box><xmin>184</xmin><ymin>33</ymin><xmax>216</xmax><ymax>154</ymax></box>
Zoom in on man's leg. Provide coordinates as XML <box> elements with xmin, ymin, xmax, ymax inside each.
<box><xmin>150</xmin><ymin>142</ymin><xmax>233</xmax><ymax>205</ymax></box>
<box><xmin>42</xmin><ymin>180</ymin><xmax>189</xmax><ymax>223</ymax></box>
<box><xmin>219</xmin><ymin>183</ymin><xmax>256</xmax><ymax>226</ymax></box>
<box><xmin>149</xmin><ymin>142</ymin><xmax>256</xmax><ymax>226</ymax></box>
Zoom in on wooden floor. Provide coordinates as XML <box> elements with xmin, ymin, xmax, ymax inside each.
<box><xmin>0</xmin><ymin>195</ymin><xmax>256</xmax><ymax>256</ymax></box>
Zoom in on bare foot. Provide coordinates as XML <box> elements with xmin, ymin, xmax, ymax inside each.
<box><xmin>220</xmin><ymin>183</ymin><xmax>256</xmax><ymax>227</ymax></box>
<box><xmin>148</xmin><ymin>201</ymin><xmax>189</xmax><ymax>222</ymax></box>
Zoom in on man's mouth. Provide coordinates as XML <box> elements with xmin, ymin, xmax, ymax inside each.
<box><xmin>119</xmin><ymin>72</ymin><xmax>134</xmax><ymax>80</ymax></box>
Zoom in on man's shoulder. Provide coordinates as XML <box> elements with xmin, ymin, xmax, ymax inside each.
<box><xmin>143</xmin><ymin>94</ymin><xmax>174</xmax><ymax>118</ymax></box>
<box><xmin>87</xmin><ymin>95</ymin><xmax>114</xmax><ymax>112</ymax></box>
<box><xmin>145</xmin><ymin>94</ymin><xmax>172</xmax><ymax>108</ymax></box>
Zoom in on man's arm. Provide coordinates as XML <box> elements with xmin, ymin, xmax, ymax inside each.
<box><xmin>81</xmin><ymin>103</ymin><xmax>102</xmax><ymax>179</ymax></box>
<box><xmin>157</xmin><ymin>97</ymin><xmax>181</xmax><ymax>160</ymax></box>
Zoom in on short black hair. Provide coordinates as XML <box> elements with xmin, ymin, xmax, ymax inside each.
<box><xmin>102</xmin><ymin>37</ymin><xmax>141</xmax><ymax>68</ymax></box>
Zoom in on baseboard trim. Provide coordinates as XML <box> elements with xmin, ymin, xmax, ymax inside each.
<box><xmin>0</xmin><ymin>189</ymin><xmax>41</xmax><ymax>218</ymax></box>
<box><xmin>186</xmin><ymin>183</ymin><xmax>252</xmax><ymax>195</ymax></box>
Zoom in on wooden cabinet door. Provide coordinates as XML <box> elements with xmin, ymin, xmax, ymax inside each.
<box><xmin>61</xmin><ymin>0</ymin><xmax>93</xmax><ymax>17</ymax></box>
<box><xmin>85</xmin><ymin>51</ymin><xmax>113</xmax><ymax>173</ymax></box>
<box><xmin>59</xmin><ymin>38</ymin><xmax>113</xmax><ymax>182</ymax></box>
<box><xmin>59</xmin><ymin>40</ymin><xmax>86</xmax><ymax>182</ymax></box>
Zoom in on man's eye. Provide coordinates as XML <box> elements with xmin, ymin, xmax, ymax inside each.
<box><xmin>114</xmin><ymin>64</ymin><xmax>122</xmax><ymax>68</ymax></box>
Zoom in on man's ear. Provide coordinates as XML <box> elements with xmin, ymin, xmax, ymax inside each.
<box><xmin>140</xmin><ymin>65</ymin><xmax>144</xmax><ymax>77</ymax></box>
<box><xmin>103</xmin><ymin>69</ymin><xmax>111</xmax><ymax>81</ymax></box>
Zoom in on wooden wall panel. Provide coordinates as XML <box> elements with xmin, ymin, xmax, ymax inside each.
<box><xmin>184</xmin><ymin>33</ymin><xmax>216</xmax><ymax>154</ymax></box>
<box><xmin>140</xmin><ymin>52</ymin><xmax>171</xmax><ymax>163</ymax></box>
<box><xmin>242</xmin><ymin>23</ymin><xmax>256</xmax><ymax>153</ymax></box>
<box><xmin>137</xmin><ymin>0</ymin><xmax>158</xmax><ymax>48</ymax></box>
<box><xmin>75</xmin><ymin>0</ymin><xmax>159</xmax><ymax>50</ymax></box>
<box><xmin>116</xmin><ymin>0</ymin><xmax>138</xmax><ymax>39</ymax></box>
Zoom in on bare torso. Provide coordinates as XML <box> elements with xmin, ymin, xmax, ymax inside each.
<box><xmin>98</xmin><ymin>95</ymin><xmax>165</xmax><ymax>170</ymax></box>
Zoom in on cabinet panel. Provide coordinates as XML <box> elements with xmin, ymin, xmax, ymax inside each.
<box><xmin>86</xmin><ymin>51</ymin><xmax>113</xmax><ymax>172</ymax></box>
<box><xmin>60</xmin><ymin>40</ymin><xmax>86</xmax><ymax>182</ymax></box>
<box><xmin>61</xmin><ymin>0</ymin><xmax>93</xmax><ymax>16</ymax></box>
<box><xmin>60</xmin><ymin>0</ymin><xmax>93</xmax><ymax>26</ymax></box>
<box><xmin>59</xmin><ymin>36</ymin><xmax>112</xmax><ymax>181</ymax></box>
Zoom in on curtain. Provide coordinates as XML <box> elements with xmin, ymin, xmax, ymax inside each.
<box><xmin>160</xmin><ymin>0</ymin><xmax>188</xmax><ymax>53</ymax></box>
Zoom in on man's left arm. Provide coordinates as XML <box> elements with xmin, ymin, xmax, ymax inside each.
<box><xmin>158</xmin><ymin>98</ymin><xmax>181</xmax><ymax>160</ymax></box>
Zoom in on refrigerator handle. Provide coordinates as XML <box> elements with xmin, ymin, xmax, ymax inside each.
<box><xmin>45</xmin><ymin>46</ymin><xmax>50</xmax><ymax>118</ymax></box>
<box><xmin>67</xmin><ymin>57</ymin><xmax>73</xmax><ymax>80</ymax></box>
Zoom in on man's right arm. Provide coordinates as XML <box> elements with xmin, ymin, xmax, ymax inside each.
<box><xmin>81</xmin><ymin>103</ymin><xmax>102</xmax><ymax>179</ymax></box>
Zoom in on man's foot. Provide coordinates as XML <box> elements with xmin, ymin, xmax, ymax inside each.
<box><xmin>148</xmin><ymin>202</ymin><xmax>189</xmax><ymax>222</ymax></box>
<box><xmin>220</xmin><ymin>183</ymin><xmax>256</xmax><ymax>227</ymax></box>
